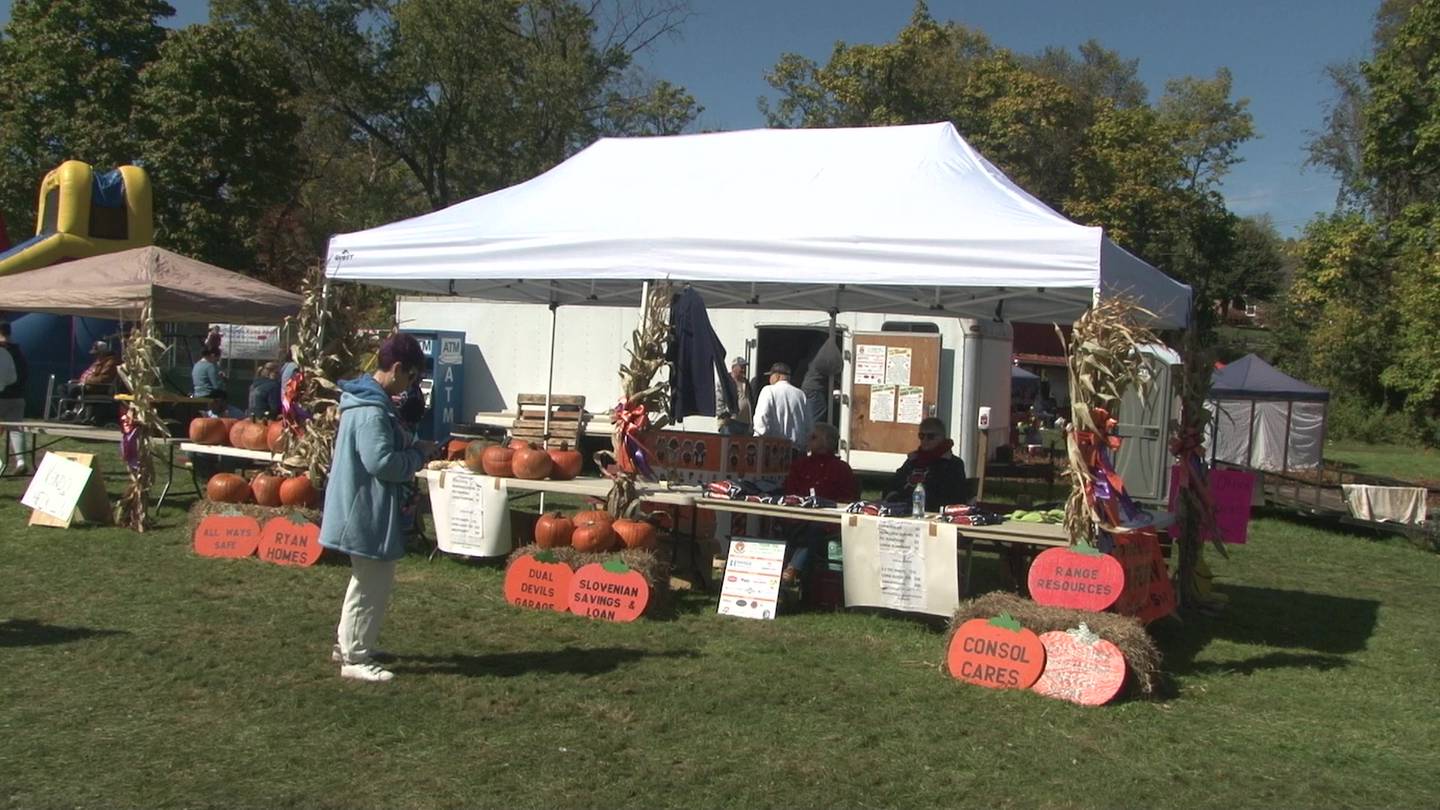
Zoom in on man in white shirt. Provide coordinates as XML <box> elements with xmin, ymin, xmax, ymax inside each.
<box><xmin>752</xmin><ymin>362</ymin><xmax>811</xmax><ymax>449</ymax></box>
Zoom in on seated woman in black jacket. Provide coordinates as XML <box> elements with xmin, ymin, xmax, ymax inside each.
<box><xmin>885</xmin><ymin>417</ymin><xmax>969</xmax><ymax>511</ymax></box>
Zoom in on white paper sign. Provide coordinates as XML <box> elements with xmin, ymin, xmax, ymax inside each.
<box><xmin>869</xmin><ymin>384</ymin><xmax>896</xmax><ymax>423</ymax></box>
<box><xmin>841</xmin><ymin>515</ymin><xmax>961</xmax><ymax>617</ymax></box>
<box><xmin>855</xmin><ymin>344</ymin><xmax>887</xmax><ymax>385</ymax></box>
<box><xmin>210</xmin><ymin>324</ymin><xmax>283</xmax><ymax>361</ymax></box>
<box><xmin>896</xmin><ymin>386</ymin><xmax>925</xmax><ymax>424</ymax></box>
<box><xmin>717</xmin><ymin>538</ymin><xmax>786</xmax><ymax>619</ymax></box>
<box><xmin>21</xmin><ymin>453</ymin><xmax>93</xmax><ymax>521</ymax></box>
<box><xmin>885</xmin><ymin>347</ymin><xmax>912</xmax><ymax>386</ymax></box>
<box><xmin>426</xmin><ymin>471</ymin><xmax>512</xmax><ymax>557</ymax></box>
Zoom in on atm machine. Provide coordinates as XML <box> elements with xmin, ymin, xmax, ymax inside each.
<box><xmin>400</xmin><ymin>329</ymin><xmax>465</xmax><ymax>444</ymax></box>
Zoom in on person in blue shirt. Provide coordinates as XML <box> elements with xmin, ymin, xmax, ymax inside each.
<box><xmin>247</xmin><ymin>362</ymin><xmax>282</xmax><ymax>418</ymax></box>
<box><xmin>192</xmin><ymin>348</ymin><xmax>224</xmax><ymax>398</ymax></box>
<box><xmin>320</xmin><ymin>333</ymin><xmax>437</xmax><ymax>683</ymax></box>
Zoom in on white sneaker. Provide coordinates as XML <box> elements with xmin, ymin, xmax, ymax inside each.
<box><xmin>340</xmin><ymin>662</ymin><xmax>394</xmax><ymax>682</ymax></box>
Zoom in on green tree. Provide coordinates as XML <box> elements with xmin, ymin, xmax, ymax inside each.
<box><xmin>0</xmin><ymin>0</ymin><xmax>175</xmax><ymax>233</ymax></box>
<box><xmin>132</xmin><ymin>24</ymin><xmax>305</xmax><ymax>276</ymax></box>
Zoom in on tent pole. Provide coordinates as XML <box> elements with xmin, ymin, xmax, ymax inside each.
<box><xmin>1247</xmin><ymin>400</ymin><xmax>1256</xmax><ymax>468</ymax></box>
<box><xmin>543</xmin><ymin>300</ymin><xmax>557</xmax><ymax>443</ymax></box>
<box><xmin>1282</xmin><ymin>400</ymin><xmax>1293</xmax><ymax>473</ymax></box>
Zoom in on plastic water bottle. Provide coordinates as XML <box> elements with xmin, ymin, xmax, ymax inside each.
<box><xmin>912</xmin><ymin>482</ymin><xmax>927</xmax><ymax>518</ymax></box>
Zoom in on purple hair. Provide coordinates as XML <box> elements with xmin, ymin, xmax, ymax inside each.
<box><xmin>378</xmin><ymin>333</ymin><xmax>424</xmax><ymax>373</ymax></box>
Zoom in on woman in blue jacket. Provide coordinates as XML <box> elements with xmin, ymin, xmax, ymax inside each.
<box><xmin>321</xmin><ymin>333</ymin><xmax>435</xmax><ymax>683</ymax></box>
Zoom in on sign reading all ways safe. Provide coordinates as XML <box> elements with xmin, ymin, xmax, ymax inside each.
<box><xmin>718</xmin><ymin>538</ymin><xmax>786</xmax><ymax>620</ymax></box>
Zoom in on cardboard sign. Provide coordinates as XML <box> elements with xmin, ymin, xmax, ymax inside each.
<box><xmin>717</xmin><ymin>538</ymin><xmax>785</xmax><ymax>620</ymax></box>
<box><xmin>1167</xmin><ymin>466</ymin><xmax>1255</xmax><ymax>544</ymax></box>
<box><xmin>946</xmin><ymin>615</ymin><xmax>1046</xmax><ymax>689</ymax></box>
<box><xmin>22</xmin><ymin>451</ymin><xmax>110</xmax><ymax>527</ymax></box>
<box><xmin>193</xmin><ymin>514</ymin><xmax>261</xmax><ymax>558</ymax></box>
<box><xmin>1108</xmin><ymin>529</ymin><xmax>1175</xmax><ymax>623</ymax></box>
<box><xmin>1031</xmin><ymin>627</ymin><xmax>1128</xmax><ymax>706</ymax></box>
<box><xmin>504</xmin><ymin>551</ymin><xmax>573</xmax><ymax>612</ymax></box>
<box><xmin>567</xmin><ymin>559</ymin><xmax>649</xmax><ymax>622</ymax></box>
<box><xmin>1027</xmin><ymin>546</ymin><xmax>1125</xmax><ymax>612</ymax></box>
<box><xmin>258</xmin><ymin>515</ymin><xmax>322</xmax><ymax>566</ymax></box>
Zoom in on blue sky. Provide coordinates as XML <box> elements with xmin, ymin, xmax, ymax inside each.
<box><xmin>1</xmin><ymin>0</ymin><xmax>1382</xmax><ymax>236</ymax></box>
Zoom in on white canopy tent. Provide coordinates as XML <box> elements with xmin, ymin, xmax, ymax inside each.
<box><xmin>326</xmin><ymin>122</ymin><xmax>1190</xmax><ymax>328</ymax></box>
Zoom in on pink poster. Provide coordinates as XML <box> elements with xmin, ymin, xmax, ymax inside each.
<box><xmin>1167</xmin><ymin>466</ymin><xmax>1255</xmax><ymax>544</ymax></box>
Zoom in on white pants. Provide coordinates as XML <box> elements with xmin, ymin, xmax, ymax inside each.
<box><xmin>336</xmin><ymin>555</ymin><xmax>398</xmax><ymax>665</ymax></box>
<box><xmin>0</xmin><ymin>398</ymin><xmax>27</xmax><ymax>470</ymax></box>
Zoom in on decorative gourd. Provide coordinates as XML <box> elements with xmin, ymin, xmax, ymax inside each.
<box><xmin>612</xmin><ymin>517</ymin><xmax>657</xmax><ymax>550</ymax></box>
<box><xmin>480</xmin><ymin>445</ymin><xmax>514</xmax><ymax>477</ymax></box>
<box><xmin>227</xmin><ymin>419</ymin><xmax>248</xmax><ymax>448</ymax></box>
<box><xmin>188</xmin><ymin>417</ymin><xmax>227</xmax><ymax>445</ymax></box>
<box><xmin>278</xmin><ymin>474</ymin><xmax>319</xmax><ymax>508</ymax></box>
<box><xmin>547</xmin><ymin>441</ymin><xmax>583</xmax><ymax>480</ymax></box>
<box><xmin>463</xmin><ymin>441</ymin><xmax>491</xmax><ymax>472</ymax></box>
<box><xmin>251</xmin><ymin>472</ymin><xmax>285</xmax><ymax>507</ymax></box>
<box><xmin>534</xmin><ymin>512</ymin><xmax>575</xmax><ymax>548</ymax></box>
<box><xmin>945</xmin><ymin>614</ymin><xmax>1046</xmax><ymax>690</ymax></box>
<box><xmin>265</xmin><ymin>421</ymin><xmax>295</xmax><ymax>453</ymax></box>
<box><xmin>1031</xmin><ymin>625</ymin><xmax>1128</xmax><ymax>706</ymax></box>
<box><xmin>570</xmin><ymin>510</ymin><xmax>616</xmax><ymax>553</ymax></box>
<box><xmin>503</xmin><ymin>550</ymin><xmax>573</xmax><ymax>612</ymax></box>
<box><xmin>1026</xmin><ymin>545</ymin><xmax>1125</xmax><ymax>612</ymax></box>
<box><xmin>206</xmin><ymin>473</ymin><xmax>253</xmax><ymax>504</ymax></box>
<box><xmin>567</xmin><ymin>558</ymin><xmax>650</xmax><ymax>621</ymax></box>
<box><xmin>511</xmin><ymin>443</ymin><xmax>553</xmax><ymax>480</ymax></box>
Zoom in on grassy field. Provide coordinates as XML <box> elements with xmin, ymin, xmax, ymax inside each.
<box><xmin>1325</xmin><ymin>439</ymin><xmax>1440</xmax><ymax>484</ymax></box>
<box><xmin>2</xmin><ymin>442</ymin><xmax>1438</xmax><ymax>809</ymax></box>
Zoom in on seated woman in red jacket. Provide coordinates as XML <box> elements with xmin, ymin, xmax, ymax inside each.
<box><xmin>781</xmin><ymin>422</ymin><xmax>860</xmax><ymax>583</ymax></box>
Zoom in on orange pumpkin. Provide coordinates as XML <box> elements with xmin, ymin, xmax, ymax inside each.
<box><xmin>946</xmin><ymin>614</ymin><xmax>1046</xmax><ymax>690</ymax></box>
<box><xmin>511</xmin><ymin>443</ymin><xmax>554</xmax><ymax>480</ymax></box>
<box><xmin>193</xmin><ymin>513</ymin><xmax>261</xmax><ymax>558</ymax></box>
<box><xmin>547</xmin><ymin>442</ymin><xmax>583</xmax><ymax>480</ymax></box>
<box><xmin>1031</xmin><ymin>627</ymin><xmax>1128</xmax><ymax>706</ymax></box>
<box><xmin>567</xmin><ymin>559</ymin><xmax>650</xmax><ymax>621</ymax></box>
<box><xmin>503</xmin><ymin>550</ymin><xmax>573</xmax><ymax>612</ymax></box>
<box><xmin>480</xmin><ymin>445</ymin><xmax>514</xmax><ymax>477</ymax></box>
<box><xmin>265</xmin><ymin>421</ymin><xmax>297</xmax><ymax>453</ymax></box>
<box><xmin>242</xmin><ymin>420</ymin><xmax>271</xmax><ymax>451</ymax></box>
<box><xmin>509</xmin><ymin>438</ymin><xmax>530</xmax><ymax>451</ymax></box>
<box><xmin>258</xmin><ymin>515</ymin><xmax>322</xmax><ymax>566</ymax></box>
<box><xmin>1026</xmin><ymin>545</ymin><xmax>1125</xmax><ymax>612</ymax></box>
<box><xmin>534</xmin><ymin>512</ymin><xmax>575</xmax><ymax>548</ymax></box>
<box><xmin>251</xmin><ymin>472</ymin><xmax>285</xmax><ymax>507</ymax></box>
<box><xmin>612</xmin><ymin>517</ymin><xmax>658</xmax><ymax>550</ymax></box>
<box><xmin>188</xmin><ymin>417</ymin><xmax>227</xmax><ymax>445</ymax></box>
<box><xmin>206</xmin><ymin>473</ymin><xmax>253</xmax><ymax>504</ymax></box>
<box><xmin>571</xmin><ymin>510</ymin><xmax>616</xmax><ymax>553</ymax></box>
<box><xmin>227</xmin><ymin>419</ymin><xmax>248</xmax><ymax>449</ymax></box>
<box><xmin>278</xmin><ymin>474</ymin><xmax>319</xmax><ymax>508</ymax></box>
<box><xmin>446</xmin><ymin>438</ymin><xmax>471</xmax><ymax>461</ymax></box>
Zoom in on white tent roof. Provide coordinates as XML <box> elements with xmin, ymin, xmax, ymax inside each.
<box><xmin>327</xmin><ymin>122</ymin><xmax>1190</xmax><ymax>327</ymax></box>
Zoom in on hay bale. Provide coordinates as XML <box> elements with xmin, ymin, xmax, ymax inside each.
<box><xmin>945</xmin><ymin>592</ymin><xmax>1162</xmax><ymax>696</ymax></box>
<box><xmin>507</xmin><ymin>543</ymin><xmax>671</xmax><ymax>607</ymax></box>
<box><xmin>186</xmin><ymin>500</ymin><xmax>322</xmax><ymax>538</ymax></box>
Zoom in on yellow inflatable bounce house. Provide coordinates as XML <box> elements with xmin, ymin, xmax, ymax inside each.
<box><xmin>0</xmin><ymin>160</ymin><xmax>153</xmax><ymax>275</ymax></box>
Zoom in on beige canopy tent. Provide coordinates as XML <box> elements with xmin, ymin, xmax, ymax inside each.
<box><xmin>0</xmin><ymin>245</ymin><xmax>301</xmax><ymax>324</ymax></box>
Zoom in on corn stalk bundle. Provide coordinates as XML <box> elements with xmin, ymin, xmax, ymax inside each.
<box><xmin>1173</xmin><ymin>324</ymin><xmax>1228</xmax><ymax>607</ymax></box>
<box><xmin>596</xmin><ymin>282</ymin><xmax>673</xmax><ymax>517</ymax></box>
<box><xmin>114</xmin><ymin>303</ymin><xmax>169</xmax><ymax>531</ymax></box>
<box><xmin>281</xmin><ymin>265</ymin><xmax>377</xmax><ymax>488</ymax></box>
<box><xmin>1057</xmin><ymin>297</ymin><xmax>1157</xmax><ymax>545</ymax></box>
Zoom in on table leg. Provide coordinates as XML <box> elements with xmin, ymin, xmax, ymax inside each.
<box><xmin>155</xmin><ymin>443</ymin><xmax>177</xmax><ymax>511</ymax></box>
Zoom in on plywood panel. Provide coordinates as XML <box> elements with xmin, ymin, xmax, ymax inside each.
<box><xmin>849</xmin><ymin>333</ymin><xmax>942</xmax><ymax>454</ymax></box>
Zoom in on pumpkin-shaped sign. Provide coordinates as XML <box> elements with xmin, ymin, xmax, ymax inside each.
<box><xmin>193</xmin><ymin>513</ymin><xmax>261</xmax><ymax>558</ymax></box>
<box><xmin>946</xmin><ymin>613</ymin><xmax>1046</xmax><ymax>690</ymax></box>
<box><xmin>258</xmin><ymin>514</ymin><xmax>323</xmax><ymax>566</ymax></box>
<box><xmin>503</xmin><ymin>550</ymin><xmax>574</xmax><ymax>612</ymax></box>
<box><xmin>1031</xmin><ymin>625</ymin><xmax>1128</xmax><ymax>706</ymax></box>
<box><xmin>1027</xmin><ymin>545</ymin><xmax>1125</xmax><ymax>612</ymax></box>
<box><xmin>567</xmin><ymin>559</ymin><xmax>649</xmax><ymax>622</ymax></box>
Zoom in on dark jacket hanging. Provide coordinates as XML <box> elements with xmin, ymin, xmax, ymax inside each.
<box><xmin>668</xmin><ymin>287</ymin><xmax>734</xmax><ymax>420</ymax></box>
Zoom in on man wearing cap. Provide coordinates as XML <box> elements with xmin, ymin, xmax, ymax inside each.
<box><xmin>56</xmin><ymin>341</ymin><xmax>119</xmax><ymax>423</ymax></box>
<box><xmin>715</xmin><ymin>356</ymin><xmax>755</xmax><ymax>436</ymax></box>
<box><xmin>752</xmin><ymin>362</ymin><xmax>811</xmax><ymax>448</ymax></box>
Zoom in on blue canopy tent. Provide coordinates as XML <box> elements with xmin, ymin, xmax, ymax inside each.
<box><xmin>1206</xmin><ymin>354</ymin><xmax>1330</xmax><ymax>471</ymax></box>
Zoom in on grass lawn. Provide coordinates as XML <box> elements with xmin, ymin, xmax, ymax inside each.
<box><xmin>1325</xmin><ymin>439</ymin><xmax>1440</xmax><ymax>485</ymax></box>
<box><xmin>2</xmin><ymin>442</ymin><xmax>1439</xmax><ymax>809</ymax></box>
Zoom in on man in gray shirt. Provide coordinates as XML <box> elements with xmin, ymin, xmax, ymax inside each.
<box><xmin>192</xmin><ymin>348</ymin><xmax>224</xmax><ymax>398</ymax></box>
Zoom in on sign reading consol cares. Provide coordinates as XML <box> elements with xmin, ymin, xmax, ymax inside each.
<box><xmin>946</xmin><ymin>614</ymin><xmax>1046</xmax><ymax>690</ymax></box>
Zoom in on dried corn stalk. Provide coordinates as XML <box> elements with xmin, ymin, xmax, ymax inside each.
<box><xmin>1057</xmin><ymin>296</ymin><xmax>1157</xmax><ymax>545</ymax></box>
<box><xmin>114</xmin><ymin>303</ymin><xmax>169</xmax><ymax>531</ymax></box>
<box><xmin>597</xmin><ymin>281</ymin><xmax>673</xmax><ymax>517</ymax></box>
